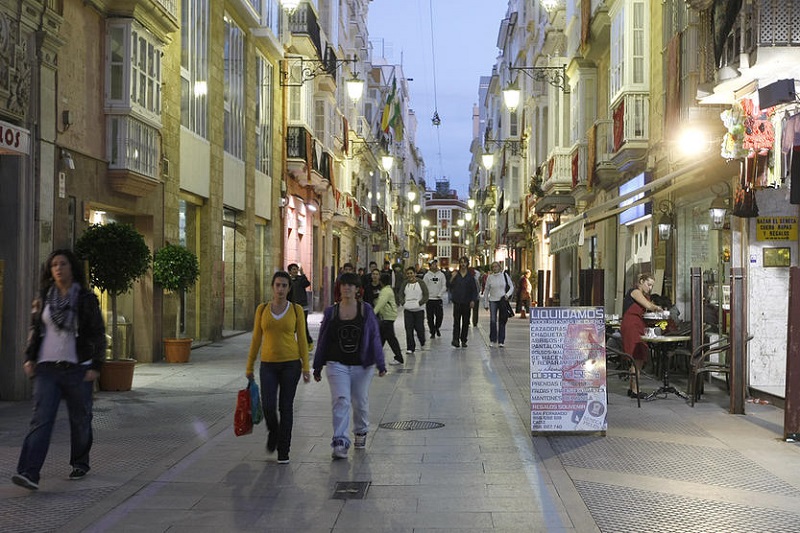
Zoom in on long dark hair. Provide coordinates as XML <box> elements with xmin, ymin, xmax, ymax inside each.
<box><xmin>41</xmin><ymin>249</ymin><xmax>87</xmax><ymax>290</ymax></box>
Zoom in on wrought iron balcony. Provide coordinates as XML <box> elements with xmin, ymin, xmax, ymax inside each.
<box><xmin>610</xmin><ymin>93</ymin><xmax>649</xmax><ymax>173</ymax></box>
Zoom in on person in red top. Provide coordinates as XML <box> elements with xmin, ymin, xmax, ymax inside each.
<box><xmin>620</xmin><ymin>273</ymin><xmax>663</xmax><ymax>399</ymax></box>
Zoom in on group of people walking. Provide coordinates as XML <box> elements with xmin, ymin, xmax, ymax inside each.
<box><xmin>11</xmin><ymin>252</ymin><xmax>524</xmax><ymax>490</ymax></box>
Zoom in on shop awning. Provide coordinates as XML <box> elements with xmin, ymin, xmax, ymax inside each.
<box><xmin>547</xmin><ymin>159</ymin><xmax>707</xmax><ymax>254</ymax></box>
<box><xmin>549</xmin><ymin>218</ymin><xmax>585</xmax><ymax>253</ymax></box>
<box><xmin>0</xmin><ymin>119</ymin><xmax>30</xmax><ymax>155</ymax></box>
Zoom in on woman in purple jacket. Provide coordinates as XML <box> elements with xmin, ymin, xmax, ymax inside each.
<box><xmin>313</xmin><ymin>272</ymin><xmax>386</xmax><ymax>460</ymax></box>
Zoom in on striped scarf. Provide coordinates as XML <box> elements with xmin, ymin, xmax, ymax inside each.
<box><xmin>46</xmin><ymin>283</ymin><xmax>80</xmax><ymax>332</ymax></box>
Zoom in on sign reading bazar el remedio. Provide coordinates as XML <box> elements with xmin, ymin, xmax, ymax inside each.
<box><xmin>756</xmin><ymin>216</ymin><xmax>798</xmax><ymax>241</ymax></box>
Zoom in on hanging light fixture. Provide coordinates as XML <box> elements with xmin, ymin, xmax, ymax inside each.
<box><xmin>345</xmin><ymin>72</ymin><xmax>364</xmax><ymax>102</ymax></box>
<box><xmin>502</xmin><ymin>79</ymin><xmax>521</xmax><ymax>111</ymax></box>
<box><xmin>381</xmin><ymin>154</ymin><xmax>394</xmax><ymax>172</ymax></box>
<box><xmin>657</xmin><ymin>200</ymin><xmax>675</xmax><ymax>241</ymax></box>
<box><xmin>709</xmin><ymin>196</ymin><xmax>728</xmax><ymax>230</ymax></box>
<box><xmin>481</xmin><ymin>152</ymin><xmax>495</xmax><ymax>170</ymax></box>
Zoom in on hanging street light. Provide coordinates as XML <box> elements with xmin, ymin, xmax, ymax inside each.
<box><xmin>502</xmin><ymin>79</ymin><xmax>521</xmax><ymax>111</ymax></box>
<box><xmin>481</xmin><ymin>152</ymin><xmax>495</xmax><ymax>170</ymax></box>
<box><xmin>346</xmin><ymin>72</ymin><xmax>365</xmax><ymax>102</ymax></box>
<box><xmin>381</xmin><ymin>154</ymin><xmax>394</xmax><ymax>172</ymax></box>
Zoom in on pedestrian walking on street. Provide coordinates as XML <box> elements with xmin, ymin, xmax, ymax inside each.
<box><xmin>12</xmin><ymin>249</ymin><xmax>106</xmax><ymax>491</ymax></box>
<box><xmin>483</xmin><ymin>262</ymin><xmax>515</xmax><ymax>347</ymax></box>
<box><xmin>448</xmin><ymin>256</ymin><xmax>479</xmax><ymax>348</ymax></box>
<box><xmin>362</xmin><ymin>268</ymin><xmax>382</xmax><ymax>307</ymax></box>
<box><xmin>422</xmin><ymin>259</ymin><xmax>447</xmax><ymax>338</ymax></box>
<box><xmin>287</xmin><ymin>263</ymin><xmax>314</xmax><ymax>347</ymax></box>
<box><xmin>516</xmin><ymin>269</ymin><xmax>533</xmax><ymax>319</ymax></box>
<box><xmin>245</xmin><ymin>271</ymin><xmax>310</xmax><ymax>464</ymax></box>
<box><xmin>313</xmin><ymin>272</ymin><xmax>387</xmax><ymax>459</ymax></box>
<box><xmin>373</xmin><ymin>271</ymin><xmax>404</xmax><ymax>365</ymax></box>
<box><xmin>399</xmin><ymin>266</ymin><xmax>428</xmax><ymax>354</ymax></box>
<box><xmin>471</xmin><ymin>265</ymin><xmax>483</xmax><ymax>327</ymax></box>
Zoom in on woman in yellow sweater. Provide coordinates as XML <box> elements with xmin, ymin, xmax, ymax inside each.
<box><xmin>246</xmin><ymin>271</ymin><xmax>310</xmax><ymax>464</ymax></box>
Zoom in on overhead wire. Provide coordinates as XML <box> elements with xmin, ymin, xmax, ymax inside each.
<box><xmin>428</xmin><ymin>0</ymin><xmax>444</xmax><ymax>180</ymax></box>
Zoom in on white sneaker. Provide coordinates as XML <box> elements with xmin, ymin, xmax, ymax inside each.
<box><xmin>332</xmin><ymin>445</ymin><xmax>348</xmax><ymax>459</ymax></box>
<box><xmin>406</xmin><ymin>349</ymin><xmax>413</xmax><ymax>354</ymax></box>
<box><xmin>490</xmin><ymin>342</ymin><xmax>497</xmax><ymax>347</ymax></box>
<box><xmin>354</xmin><ymin>433</ymin><xmax>367</xmax><ymax>449</ymax></box>
<box><xmin>499</xmin><ymin>343</ymin><xmax>505</xmax><ymax>347</ymax></box>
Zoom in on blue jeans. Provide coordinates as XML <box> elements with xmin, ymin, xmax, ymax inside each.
<box><xmin>260</xmin><ymin>359</ymin><xmax>301</xmax><ymax>457</ymax></box>
<box><xmin>17</xmin><ymin>363</ymin><xmax>94</xmax><ymax>483</ymax></box>
<box><xmin>325</xmin><ymin>361</ymin><xmax>375</xmax><ymax>448</ymax></box>
<box><xmin>489</xmin><ymin>301</ymin><xmax>508</xmax><ymax>343</ymax></box>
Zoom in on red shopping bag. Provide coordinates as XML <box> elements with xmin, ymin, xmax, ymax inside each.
<box><xmin>234</xmin><ymin>383</ymin><xmax>253</xmax><ymax>436</ymax></box>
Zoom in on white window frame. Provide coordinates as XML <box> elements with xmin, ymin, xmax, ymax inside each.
<box><xmin>255</xmin><ymin>53</ymin><xmax>273</xmax><ymax>175</ymax></box>
<box><xmin>610</xmin><ymin>0</ymin><xmax>650</xmax><ymax>105</ymax></box>
<box><xmin>107</xmin><ymin>116</ymin><xmax>160</xmax><ymax>178</ymax></box>
<box><xmin>224</xmin><ymin>14</ymin><xmax>245</xmax><ymax>159</ymax></box>
<box><xmin>181</xmin><ymin>0</ymin><xmax>209</xmax><ymax>137</ymax></box>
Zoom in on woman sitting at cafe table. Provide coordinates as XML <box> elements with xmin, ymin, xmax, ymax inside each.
<box><xmin>620</xmin><ymin>273</ymin><xmax>663</xmax><ymax>399</ymax></box>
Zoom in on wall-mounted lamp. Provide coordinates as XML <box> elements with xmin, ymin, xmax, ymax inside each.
<box><xmin>709</xmin><ymin>183</ymin><xmax>731</xmax><ymax>230</ymax></box>
<box><xmin>502</xmin><ymin>80</ymin><xmax>521</xmax><ymax>112</ymax></box>
<box><xmin>482</xmin><ymin>138</ymin><xmax>523</xmax><ymax>170</ymax></box>
<box><xmin>62</xmin><ymin>110</ymin><xmax>73</xmax><ymax>131</ymax></box>
<box><xmin>505</xmin><ymin>64</ymin><xmax>570</xmax><ymax>99</ymax></box>
<box><xmin>413</xmin><ymin>204</ymin><xmax>421</xmax><ymax>214</ymax></box>
<box><xmin>407</xmin><ymin>190</ymin><xmax>417</xmax><ymax>203</ymax></box>
<box><xmin>60</xmin><ymin>149</ymin><xmax>75</xmax><ymax>171</ymax></box>
<box><xmin>481</xmin><ymin>152</ymin><xmax>495</xmax><ymax>170</ymax></box>
<box><xmin>306</xmin><ymin>202</ymin><xmax>318</xmax><ymax>213</ymax></box>
<box><xmin>657</xmin><ymin>199</ymin><xmax>675</xmax><ymax>241</ymax></box>
<box><xmin>456</xmin><ymin>218</ymin><xmax>465</xmax><ymax>228</ymax></box>
<box><xmin>464</xmin><ymin>212</ymin><xmax>473</xmax><ymax>222</ymax></box>
<box><xmin>381</xmin><ymin>154</ymin><xmax>394</xmax><ymax>172</ymax></box>
<box><xmin>467</xmin><ymin>198</ymin><xmax>476</xmax><ymax>209</ymax></box>
<box><xmin>279</xmin><ymin>180</ymin><xmax>288</xmax><ymax>208</ymax></box>
<box><xmin>280</xmin><ymin>53</ymin><xmax>363</xmax><ymax>103</ymax></box>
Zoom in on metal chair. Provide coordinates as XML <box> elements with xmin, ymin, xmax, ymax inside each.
<box><xmin>687</xmin><ymin>335</ymin><xmax>754</xmax><ymax>406</ymax></box>
<box><xmin>605</xmin><ymin>344</ymin><xmax>642</xmax><ymax>408</ymax></box>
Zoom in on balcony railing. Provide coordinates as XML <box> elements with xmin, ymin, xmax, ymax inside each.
<box><xmin>594</xmin><ymin>119</ymin><xmax>615</xmax><ymax>167</ymax></box>
<box><xmin>108</xmin><ymin>116</ymin><xmax>159</xmax><ymax>179</ymax></box>
<box><xmin>570</xmin><ymin>141</ymin><xmax>588</xmax><ymax>189</ymax></box>
<box><xmin>541</xmin><ymin>147</ymin><xmax>573</xmax><ymax>193</ymax></box>
<box><xmin>285</xmin><ymin>2</ymin><xmax>323</xmax><ymax>59</ymax></box>
<box><xmin>612</xmin><ymin>93</ymin><xmax>649</xmax><ymax>151</ymax></box>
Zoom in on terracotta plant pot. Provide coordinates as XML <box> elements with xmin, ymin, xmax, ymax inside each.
<box><xmin>163</xmin><ymin>338</ymin><xmax>193</xmax><ymax>363</ymax></box>
<box><xmin>98</xmin><ymin>358</ymin><xmax>137</xmax><ymax>391</ymax></box>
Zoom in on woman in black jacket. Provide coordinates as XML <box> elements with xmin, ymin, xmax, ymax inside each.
<box><xmin>12</xmin><ymin>249</ymin><xmax>106</xmax><ymax>490</ymax></box>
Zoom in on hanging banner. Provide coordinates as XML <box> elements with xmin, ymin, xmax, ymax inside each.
<box><xmin>530</xmin><ymin>306</ymin><xmax>607</xmax><ymax>434</ymax></box>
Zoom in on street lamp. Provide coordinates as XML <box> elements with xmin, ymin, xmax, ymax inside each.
<box><xmin>413</xmin><ymin>204</ymin><xmax>421</xmax><ymax>214</ymax></box>
<box><xmin>457</xmin><ymin>218</ymin><xmax>465</xmax><ymax>228</ymax></box>
<box><xmin>657</xmin><ymin>200</ymin><xmax>674</xmax><ymax>241</ymax></box>
<box><xmin>467</xmin><ymin>198</ymin><xmax>475</xmax><ymax>209</ymax></box>
<box><xmin>709</xmin><ymin>196</ymin><xmax>728</xmax><ymax>230</ymax></box>
<box><xmin>464</xmin><ymin>212</ymin><xmax>473</xmax><ymax>222</ymax></box>
<box><xmin>381</xmin><ymin>154</ymin><xmax>394</xmax><ymax>172</ymax></box>
<box><xmin>481</xmin><ymin>152</ymin><xmax>495</xmax><ymax>170</ymax></box>
<box><xmin>407</xmin><ymin>190</ymin><xmax>417</xmax><ymax>202</ymax></box>
<box><xmin>502</xmin><ymin>79</ymin><xmax>520</xmax><ymax>112</ymax></box>
<box><xmin>279</xmin><ymin>0</ymin><xmax>301</xmax><ymax>11</ymax></box>
<box><xmin>345</xmin><ymin>72</ymin><xmax>365</xmax><ymax>102</ymax></box>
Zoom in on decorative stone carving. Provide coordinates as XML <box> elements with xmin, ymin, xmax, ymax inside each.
<box><xmin>0</xmin><ymin>11</ymin><xmax>31</xmax><ymax>119</ymax></box>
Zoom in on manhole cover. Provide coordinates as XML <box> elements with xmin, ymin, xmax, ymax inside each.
<box><xmin>332</xmin><ymin>481</ymin><xmax>370</xmax><ymax>500</ymax></box>
<box><xmin>379</xmin><ymin>420</ymin><xmax>445</xmax><ymax>430</ymax></box>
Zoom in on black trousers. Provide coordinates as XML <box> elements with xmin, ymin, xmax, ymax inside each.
<box><xmin>403</xmin><ymin>309</ymin><xmax>426</xmax><ymax>351</ymax></box>
<box><xmin>379</xmin><ymin>320</ymin><xmax>402</xmax><ymax>359</ymax></box>
<box><xmin>426</xmin><ymin>299</ymin><xmax>443</xmax><ymax>334</ymax></box>
<box><xmin>471</xmin><ymin>300</ymin><xmax>479</xmax><ymax>326</ymax></box>
<box><xmin>453</xmin><ymin>303</ymin><xmax>471</xmax><ymax>344</ymax></box>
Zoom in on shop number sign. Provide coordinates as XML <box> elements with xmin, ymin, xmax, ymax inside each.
<box><xmin>756</xmin><ymin>217</ymin><xmax>797</xmax><ymax>241</ymax></box>
<box><xmin>530</xmin><ymin>307</ymin><xmax>608</xmax><ymax>434</ymax></box>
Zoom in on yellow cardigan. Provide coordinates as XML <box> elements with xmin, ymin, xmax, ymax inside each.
<box><xmin>245</xmin><ymin>301</ymin><xmax>309</xmax><ymax>374</ymax></box>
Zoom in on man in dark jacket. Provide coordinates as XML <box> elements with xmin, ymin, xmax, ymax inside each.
<box><xmin>448</xmin><ymin>256</ymin><xmax>479</xmax><ymax>348</ymax></box>
<box><xmin>288</xmin><ymin>263</ymin><xmax>313</xmax><ymax>346</ymax></box>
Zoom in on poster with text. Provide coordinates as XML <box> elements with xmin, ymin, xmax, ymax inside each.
<box><xmin>530</xmin><ymin>307</ymin><xmax>607</xmax><ymax>434</ymax></box>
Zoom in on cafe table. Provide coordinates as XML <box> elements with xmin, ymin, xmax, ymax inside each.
<box><xmin>641</xmin><ymin>334</ymin><xmax>691</xmax><ymax>401</ymax></box>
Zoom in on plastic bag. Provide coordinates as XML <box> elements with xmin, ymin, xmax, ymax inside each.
<box><xmin>249</xmin><ymin>379</ymin><xmax>263</xmax><ymax>425</ymax></box>
<box><xmin>234</xmin><ymin>382</ymin><xmax>253</xmax><ymax>436</ymax></box>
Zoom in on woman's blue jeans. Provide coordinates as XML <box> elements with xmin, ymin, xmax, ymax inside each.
<box><xmin>260</xmin><ymin>359</ymin><xmax>302</xmax><ymax>457</ymax></box>
<box><xmin>489</xmin><ymin>301</ymin><xmax>508</xmax><ymax>344</ymax></box>
<box><xmin>325</xmin><ymin>361</ymin><xmax>375</xmax><ymax>448</ymax></box>
<box><xmin>17</xmin><ymin>363</ymin><xmax>93</xmax><ymax>483</ymax></box>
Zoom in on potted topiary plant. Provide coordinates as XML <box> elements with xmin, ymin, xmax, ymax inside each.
<box><xmin>75</xmin><ymin>222</ymin><xmax>151</xmax><ymax>391</ymax></box>
<box><xmin>152</xmin><ymin>243</ymin><xmax>200</xmax><ymax>363</ymax></box>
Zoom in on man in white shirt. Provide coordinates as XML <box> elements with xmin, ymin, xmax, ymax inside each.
<box><xmin>422</xmin><ymin>260</ymin><xmax>447</xmax><ymax>338</ymax></box>
<box><xmin>400</xmin><ymin>267</ymin><xmax>429</xmax><ymax>354</ymax></box>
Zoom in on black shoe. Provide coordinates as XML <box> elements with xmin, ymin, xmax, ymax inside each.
<box><xmin>393</xmin><ymin>355</ymin><xmax>404</xmax><ymax>365</ymax></box>
<box><xmin>68</xmin><ymin>468</ymin><xmax>87</xmax><ymax>480</ymax></box>
<box><xmin>461</xmin><ymin>342</ymin><xmax>468</xmax><ymax>348</ymax></box>
<box><xmin>451</xmin><ymin>340</ymin><xmax>460</xmax><ymax>348</ymax></box>
<box><xmin>11</xmin><ymin>473</ymin><xmax>39</xmax><ymax>490</ymax></box>
<box><xmin>436</xmin><ymin>329</ymin><xmax>441</xmax><ymax>337</ymax></box>
<box><xmin>266</xmin><ymin>431</ymin><xmax>277</xmax><ymax>453</ymax></box>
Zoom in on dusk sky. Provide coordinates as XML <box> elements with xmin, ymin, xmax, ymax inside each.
<box><xmin>367</xmin><ymin>0</ymin><xmax>510</xmax><ymax>197</ymax></box>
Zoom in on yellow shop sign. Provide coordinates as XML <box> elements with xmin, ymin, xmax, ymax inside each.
<box><xmin>756</xmin><ymin>216</ymin><xmax>798</xmax><ymax>241</ymax></box>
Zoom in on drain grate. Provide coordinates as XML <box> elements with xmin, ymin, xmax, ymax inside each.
<box><xmin>379</xmin><ymin>420</ymin><xmax>445</xmax><ymax>430</ymax></box>
<box><xmin>332</xmin><ymin>481</ymin><xmax>370</xmax><ymax>500</ymax></box>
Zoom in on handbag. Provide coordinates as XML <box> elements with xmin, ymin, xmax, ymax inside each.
<box><xmin>501</xmin><ymin>273</ymin><xmax>515</xmax><ymax>319</ymax></box>
<box><xmin>234</xmin><ymin>381</ymin><xmax>253</xmax><ymax>436</ymax></box>
<box><xmin>249</xmin><ymin>379</ymin><xmax>263</xmax><ymax>425</ymax></box>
